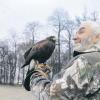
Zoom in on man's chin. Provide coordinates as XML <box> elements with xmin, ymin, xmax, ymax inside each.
<box><xmin>73</xmin><ymin>43</ymin><xmax>84</xmax><ymax>52</ymax></box>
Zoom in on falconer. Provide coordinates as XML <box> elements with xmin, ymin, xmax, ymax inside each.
<box><xmin>23</xmin><ymin>21</ymin><xmax>100</xmax><ymax>100</ymax></box>
<box><xmin>50</xmin><ymin>21</ymin><xmax>100</xmax><ymax>100</ymax></box>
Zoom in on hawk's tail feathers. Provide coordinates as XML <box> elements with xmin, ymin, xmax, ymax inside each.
<box><xmin>21</xmin><ymin>64</ymin><xmax>26</xmax><ymax>68</ymax></box>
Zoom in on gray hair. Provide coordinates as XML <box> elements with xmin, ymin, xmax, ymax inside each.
<box><xmin>80</xmin><ymin>21</ymin><xmax>100</xmax><ymax>35</ymax></box>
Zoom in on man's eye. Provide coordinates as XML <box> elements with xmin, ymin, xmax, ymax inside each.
<box><xmin>78</xmin><ymin>30</ymin><xmax>84</xmax><ymax>34</ymax></box>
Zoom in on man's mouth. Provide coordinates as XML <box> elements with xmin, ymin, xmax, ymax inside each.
<box><xmin>73</xmin><ymin>37</ymin><xmax>77</xmax><ymax>40</ymax></box>
<box><xmin>73</xmin><ymin>38</ymin><xmax>81</xmax><ymax>44</ymax></box>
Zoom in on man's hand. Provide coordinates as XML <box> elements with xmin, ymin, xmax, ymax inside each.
<box><xmin>50</xmin><ymin>78</ymin><xmax>68</xmax><ymax>96</ymax></box>
<box><xmin>50</xmin><ymin>82</ymin><xmax>62</xmax><ymax>96</ymax></box>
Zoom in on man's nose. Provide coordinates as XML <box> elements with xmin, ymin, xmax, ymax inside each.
<box><xmin>73</xmin><ymin>32</ymin><xmax>78</xmax><ymax>40</ymax></box>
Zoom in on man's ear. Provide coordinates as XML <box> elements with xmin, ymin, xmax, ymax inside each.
<box><xmin>96</xmin><ymin>34</ymin><xmax>100</xmax><ymax>39</ymax></box>
<box><xmin>97</xmin><ymin>34</ymin><xmax>100</xmax><ymax>39</ymax></box>
<box><xmin>93</xmin><ymin>34</ymin><xmax>100</xmax><ymax>43</ymax></box>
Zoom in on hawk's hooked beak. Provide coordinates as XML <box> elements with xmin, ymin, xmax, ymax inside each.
<box><xmin>52</xmin><ymin>37</ymin><xmax>56</xmax><ymax>41</ymax></box>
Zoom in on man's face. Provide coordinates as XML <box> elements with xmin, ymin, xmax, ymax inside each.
<box><xmin>73</xmin><ymin>24</ymin><xmax>93</xmax><ymax>44</ymax></box>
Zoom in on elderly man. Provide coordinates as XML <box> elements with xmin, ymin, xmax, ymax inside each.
<box><xmin>24</xmin><ymin>21</ymin><xmax>100</xmax><ymax>100</ymax></box>
<box><xmin>50</xmin><ymin>21</ymin><xmax>100</xmax><ymax>100</ymax></box>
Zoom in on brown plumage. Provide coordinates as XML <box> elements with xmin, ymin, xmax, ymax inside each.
<box><xmin>21</xmin><ymin>36</ymin><xmax>56</xmax><ymax>68</ymax></box>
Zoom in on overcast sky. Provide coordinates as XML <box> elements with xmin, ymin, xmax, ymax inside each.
<box><xmin>0</xmin><ymin>0</ymin><xmax>99</xmax><ymax>40</ymax></box>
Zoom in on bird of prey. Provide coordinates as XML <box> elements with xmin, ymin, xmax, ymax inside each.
<box><xmin>21</xmin><ymin>36</ymin><xmax>56</xmax><ymax>68</ymax></box>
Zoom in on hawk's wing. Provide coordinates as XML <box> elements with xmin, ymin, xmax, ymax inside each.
<box><xmin>24</xmin><ymin>47</ymin><xmax>32</xmax><ymax>60</ymax></box>
<box><xmin>24</xmin><ymin>40</ymin><xmax>48</xmax><ymax>60</ymax></box>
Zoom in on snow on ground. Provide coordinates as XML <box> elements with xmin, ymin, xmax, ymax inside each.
<box><xmin>0</xmin><ymin>85</ymin><xmax>34</xmax><ymax>100</ymax></box>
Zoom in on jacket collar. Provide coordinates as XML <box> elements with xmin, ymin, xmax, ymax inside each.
<box><xmin>73</xmin><ymin>41</ymin><xmax>100</xmax><ymax>57</ymax></box>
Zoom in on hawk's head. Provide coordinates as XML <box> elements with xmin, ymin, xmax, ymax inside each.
<box><xmin>47</xmin><ymin>36</ymin><xmax>56</xmax><ymax>42</ymax></box>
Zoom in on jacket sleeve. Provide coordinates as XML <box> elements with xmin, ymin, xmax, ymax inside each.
<box><xmin>29</xmin><ymin>68</ymin><xmax>52</xmax><ymax>100</ymax></box>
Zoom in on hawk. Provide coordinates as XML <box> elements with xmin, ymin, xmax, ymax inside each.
<box><xmin>21</xmin><ymin>36</ymin><xmax>56</xmax><ymax>68</ymax></box>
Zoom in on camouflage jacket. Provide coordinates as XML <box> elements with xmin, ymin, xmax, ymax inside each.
<box><xmin>50</xmin><ymin>42</ymin><xmax>100</xmax><ymax>100</ymax></box>
<box><xmin>28</xmin><ymin>42</ymin><xmax>100</xmax><ymax>100</ymax></box>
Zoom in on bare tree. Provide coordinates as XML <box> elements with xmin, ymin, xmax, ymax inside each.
<box><xmin>6</xmin><ymin>30</ymin><xmax>18</xmax><ymax>84</ymax></box>
<box><xmin>16</xmin><ymin>41</ymin><xmax>33</xmax><ymax>84</ymax></box>
<box><xmin>0</xmin><ymin>45</ymin><xmax>8</xmax><ymax>84</ymax></box>
<box><xmin>24</xmin><ymin>21</ymin><xmax>40</xmax><ymax>43</ymax></box>
<box><xmin>64</xmin><ymin>19</ymin><xmax>75</xmax><ymax>60</ymax></box>
<box><xmin>75</xmin><ymin>9</ymin><xmax>98</xmax><ymax>25</ymax></box>
<box><xmin>48</xmin><ymin>9</ymin><xmax>75</xmax><ymax>74</ymax></box>
<box><xmin>48</xmin><ymin>9</ymin><xmax>68</xmax><ymax>73</ymax></box>
<box><xmin>90</xmin><ymin>11</ymin><xmax>98</xmax><ymax>21</ymax></box>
